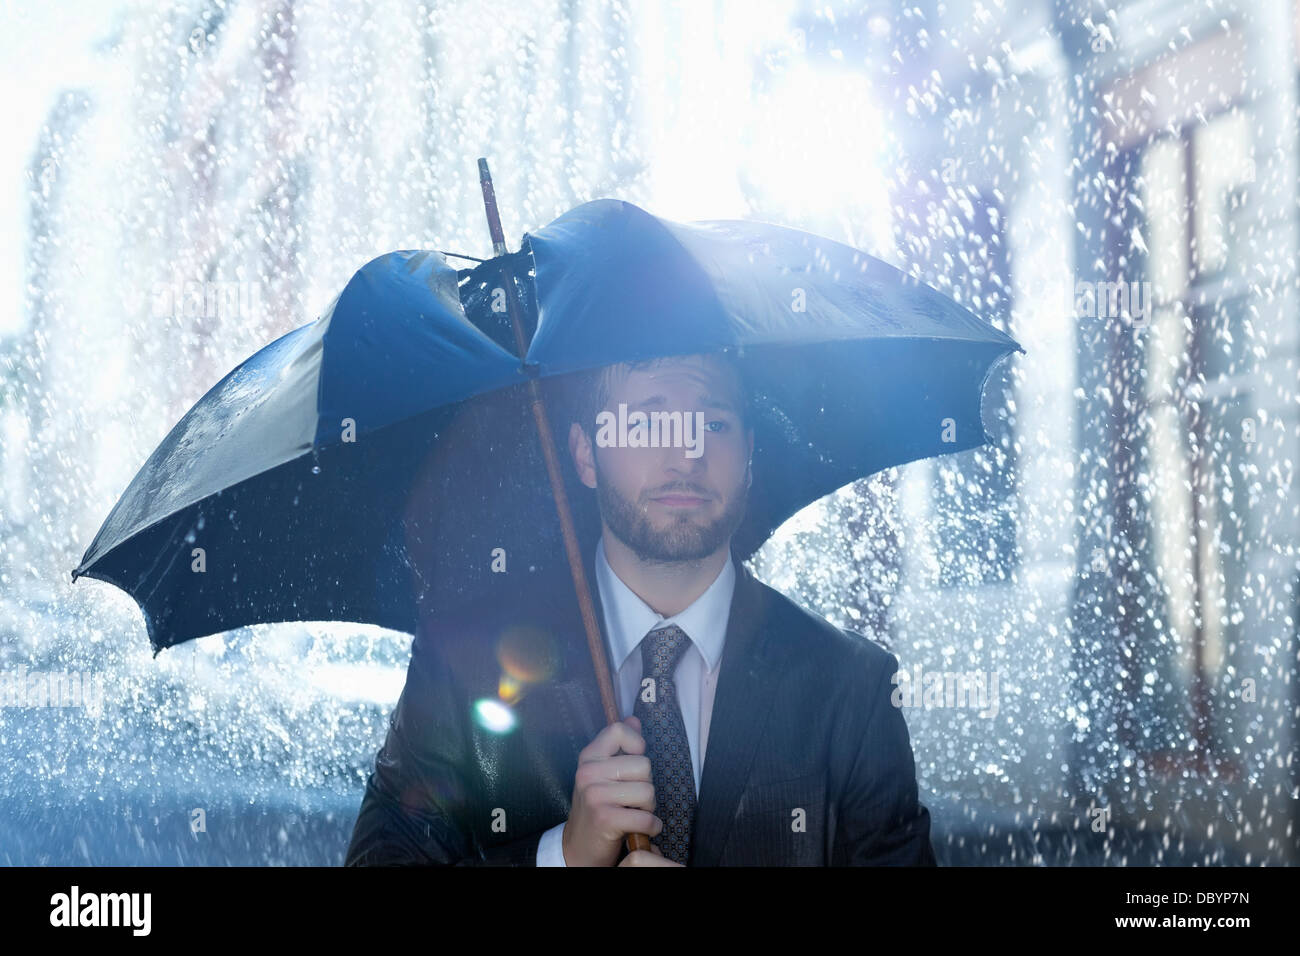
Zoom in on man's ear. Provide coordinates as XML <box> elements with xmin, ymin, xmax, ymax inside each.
<box><xmin>569</xmin><ymin>421</ymin><xmax>597</xmax><ymax>490</ymax></box>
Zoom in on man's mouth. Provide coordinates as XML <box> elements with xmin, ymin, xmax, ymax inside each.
<box><xmin>650</xmin><ymin>494</ymin><xmax>710</xmax><ymax>508</ymax></box>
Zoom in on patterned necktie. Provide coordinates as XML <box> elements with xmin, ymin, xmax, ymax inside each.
<box><xmin>633</xmin><ymin>623</ymin><xmax>697</xmax><ymax>865</ymax></box>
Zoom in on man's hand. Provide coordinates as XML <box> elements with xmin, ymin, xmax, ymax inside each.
<box><xmin>618</xmin><ymin>843</ymin><xmax>684</xmax><ymax>867</ymax></box>
<box><xmin>562</xmin><ymin>715</ymin><xmax>663</xmax><ymax>866</ymax></box>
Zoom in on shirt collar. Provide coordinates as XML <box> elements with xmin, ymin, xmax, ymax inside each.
<box><xmin>595</xmin><ymin>534</ymin><xmax>735</xmax><ymax>674</ymax></box>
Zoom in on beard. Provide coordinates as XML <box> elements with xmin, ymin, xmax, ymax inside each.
<box><xmin>594</xmin><ymin>458</ymin><xmax>749</xmax><ymax>564</ymax></box>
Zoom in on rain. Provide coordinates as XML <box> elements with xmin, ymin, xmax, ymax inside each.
<box><xmin>0</xmin><ymin>0</ymin><xmax>1296</xmax><ymax>871</ymax></box>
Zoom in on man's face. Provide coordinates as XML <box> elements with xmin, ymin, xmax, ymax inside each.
<box><xmin>569</xmin><ymin>354</ymin><xmax>753</xmax><ymax>564</ymax></box>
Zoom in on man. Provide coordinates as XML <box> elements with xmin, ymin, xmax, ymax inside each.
<box><xmin>345</xmin><ymin>351</ymin><xmax>936</xmax><ymax>866</ymax></box>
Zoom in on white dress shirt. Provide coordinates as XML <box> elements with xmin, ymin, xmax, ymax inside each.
<box><xmin>535</xmin><ymin>534</ymin><xmax>736</xmax><ymax>866</ymax></box>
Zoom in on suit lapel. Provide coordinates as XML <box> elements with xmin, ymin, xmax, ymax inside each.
<box><xmin>548</xmin><ymin>540</ymin><xmax>614</xmax><ymax>755</ymax></box>
<box><xmin>690</xmin><ymin>555</ymin><xmax>784</xmax><ymax>867</ymax></box>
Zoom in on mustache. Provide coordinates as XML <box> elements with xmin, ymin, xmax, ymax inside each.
<box><xmin>648</xmin><ymin>484</ymin><xmax>714</xmax><ymax>499</ymax></box>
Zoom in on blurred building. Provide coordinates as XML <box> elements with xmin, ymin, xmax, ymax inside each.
<box><xmin>4</xmin><ymin>90</ymin><xmax>94</xmax><ymax>601</ymax></box>
<box><xmin>862</xmin><ymin>0</ymin><xmax>1297</xmax><ymax>862</ymax></box>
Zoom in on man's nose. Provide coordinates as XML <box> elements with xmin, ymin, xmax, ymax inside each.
<box><xmin>662</xmin><ymin>436</ymin><xmax>708</xmax><ymax>474</ymax></box>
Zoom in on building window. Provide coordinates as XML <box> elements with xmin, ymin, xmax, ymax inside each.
<box><xmin>1110</xmin><ymin>105</ymin><xmax>1254</xmax><ymax>777</ymax></box>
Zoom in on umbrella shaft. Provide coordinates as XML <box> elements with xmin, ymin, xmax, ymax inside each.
<box><xmin>478</xmin><ymin>157</ymin><xmax>649</xmax><ymax>858</ymax></box>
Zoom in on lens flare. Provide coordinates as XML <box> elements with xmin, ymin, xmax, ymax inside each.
<box><xmin>498</xmin><ymin>674</ymin><xmax>523</xmax><ymax>704</ymax></box>
<box><xmin>495</xmin><ymin>625</ymin><xmax>559</xmax><ymax>684</ymax></box>
<box><xmin>473</xmin><ymin>698</ymin><xmax>517</xmax><ymax>734</ymax></box>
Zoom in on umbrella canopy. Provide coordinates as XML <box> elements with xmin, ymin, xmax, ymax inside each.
<box><xmin>73</xmin><ymin>198</ymin><xmax>1023</xmax><ymax>653</ymax></box>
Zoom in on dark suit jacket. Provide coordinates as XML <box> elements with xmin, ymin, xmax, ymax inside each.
<box><xmin>345</xmin><ymin>543</ymin><xmax>936</xmax><ymax>866</ymax></box>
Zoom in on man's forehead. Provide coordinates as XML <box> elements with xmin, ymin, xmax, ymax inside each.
<box><xmin>612</xmin><ymin>355</ymin><xmax>736</xmax><ymax>389</ymax></box>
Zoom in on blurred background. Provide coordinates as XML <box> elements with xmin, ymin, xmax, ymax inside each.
<box><xmin>0</xmin><ymin>0</ymin><xmax>1296</xmax><ymax>865</ymax></box>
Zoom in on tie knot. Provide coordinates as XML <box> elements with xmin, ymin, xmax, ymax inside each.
<box><xmin>640</xmin><ymin>624</ymin><xmax>691</xmax><ymax>678</ymax></box>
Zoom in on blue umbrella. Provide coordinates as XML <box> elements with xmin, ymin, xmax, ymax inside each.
<box><xmin>72</xmin><ymin>194</ymin><xmax>1023</xmax><ymax>658</ymax></box>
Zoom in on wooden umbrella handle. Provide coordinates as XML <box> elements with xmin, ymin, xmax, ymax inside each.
<box><xmin>478</xmin><ymin>158</ymin><xmax>653</xmax><ymax>860</ymax></box>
